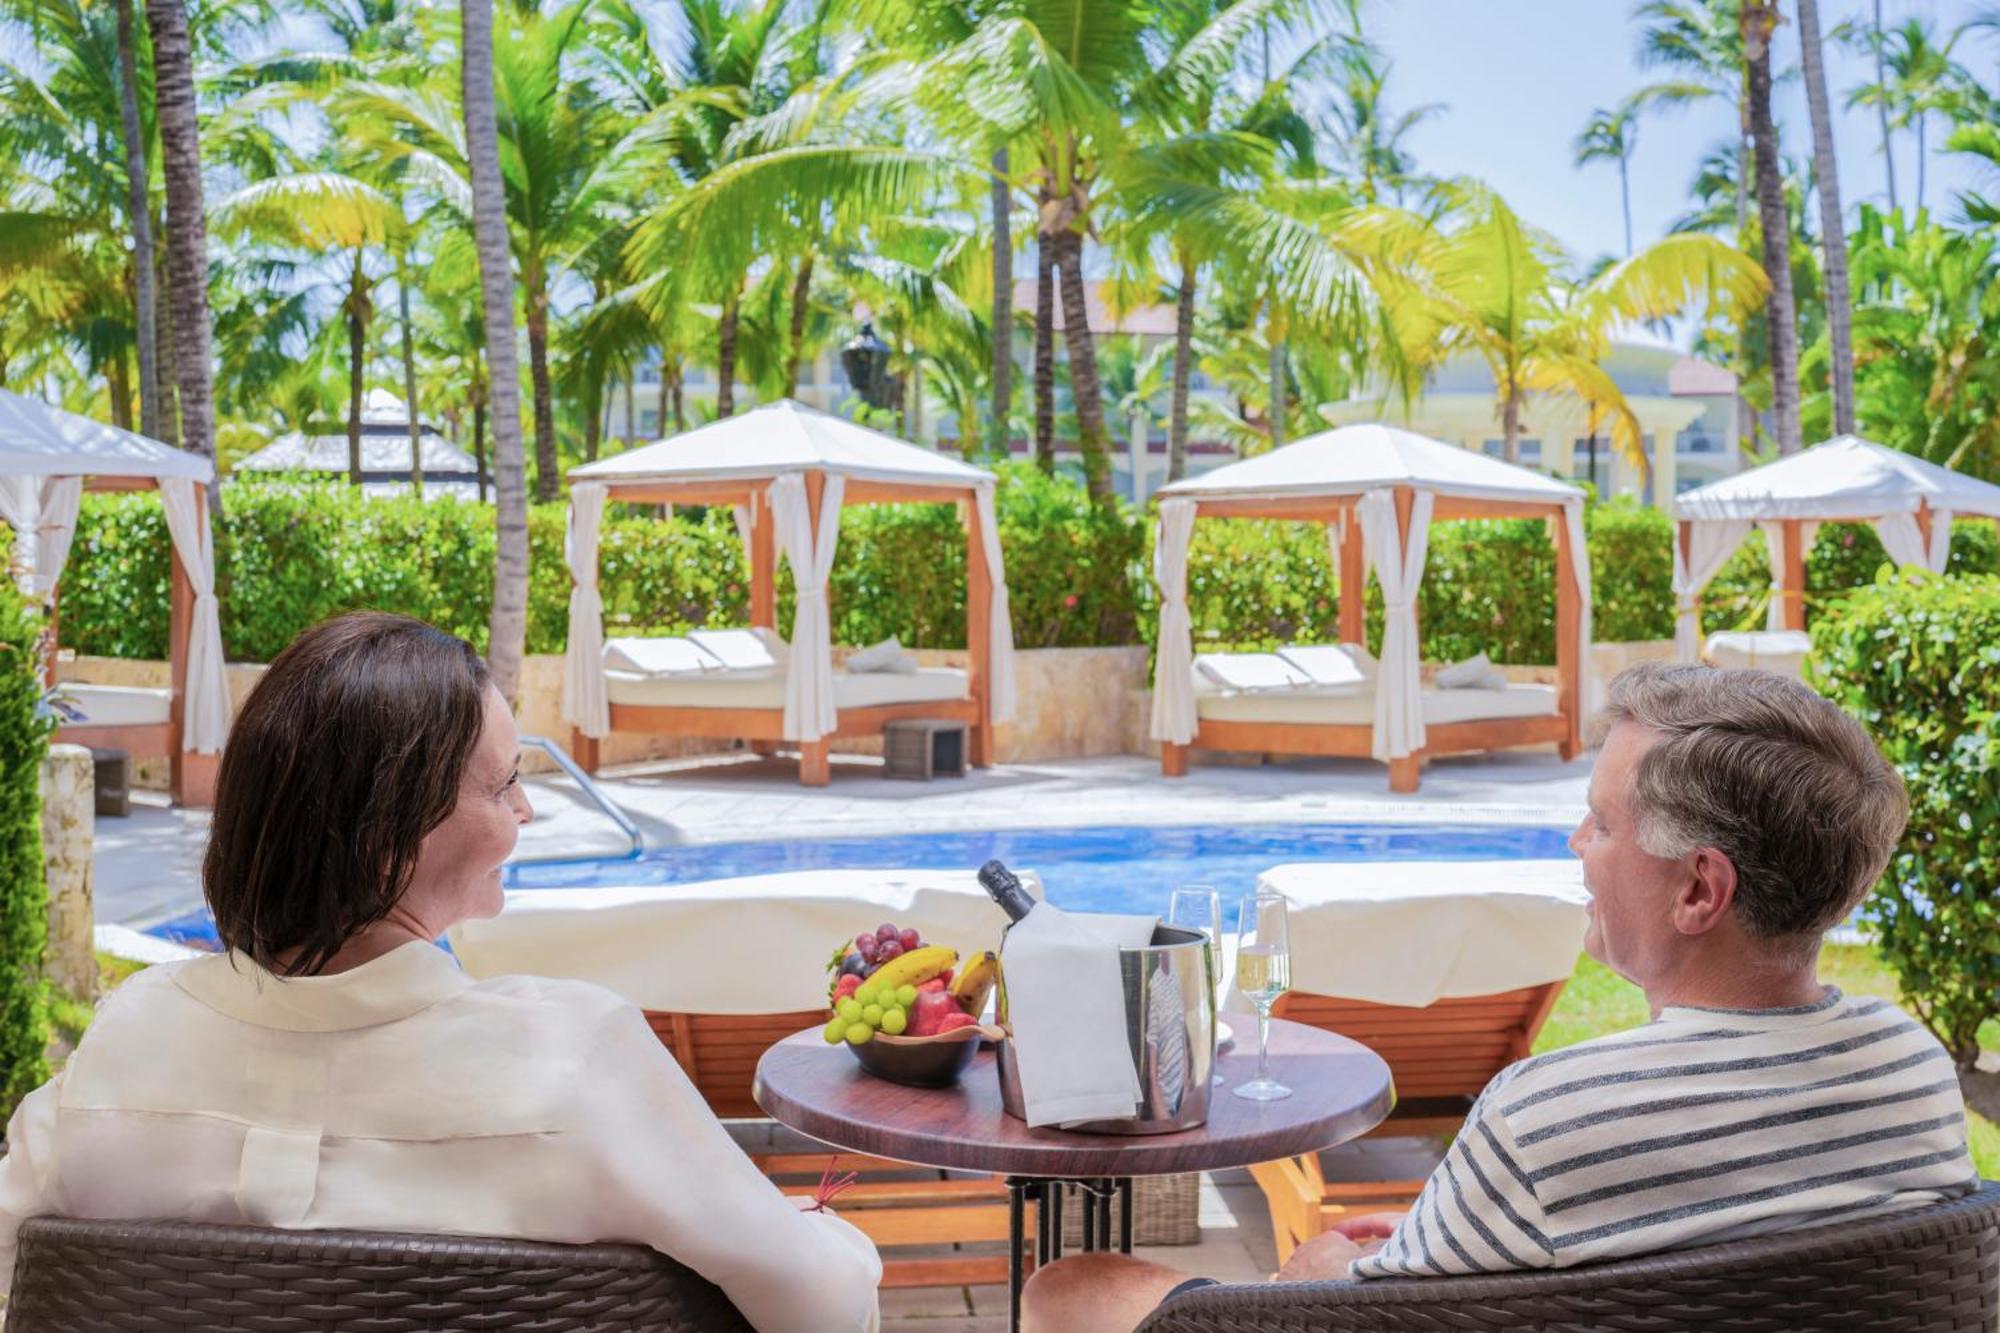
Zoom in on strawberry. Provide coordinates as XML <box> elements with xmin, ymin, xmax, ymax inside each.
<box><xmin>935</xmin><ymin>1010</ymin><xmax>978</xmax><ymax>1033</ymax></box>
<box><xmin>832</xmin><ymin>973</ymin><xmax>863</xmax><ymax>1004</ymax></box>
<box><xmin>917</xmin><ymin>978</ymin><xmax>947</xmax><ymax>993</ymax></box>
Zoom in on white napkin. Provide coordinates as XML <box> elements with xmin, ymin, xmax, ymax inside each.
<box><xmin>1001</xmin><ymin>904</ymin><xmax>1152</xmax><ymax>1127</ymax></box>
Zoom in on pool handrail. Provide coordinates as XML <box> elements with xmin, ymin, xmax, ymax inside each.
<box><xmin>516</xmin><ymin>734</ymin><xmax>644</xmax><ymax>863</ymax></box>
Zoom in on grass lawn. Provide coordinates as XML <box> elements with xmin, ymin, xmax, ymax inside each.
<box><xmin>1537</xmin><ymin>945</ymin><xmax>2000</xmax><ymax>1179</ymax></box>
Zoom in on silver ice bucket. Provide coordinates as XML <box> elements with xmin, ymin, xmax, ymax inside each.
<box><xmin>996</xmin><ymin>923</ymin><xmax>1215</xmax><ymax>1135</ymax></box>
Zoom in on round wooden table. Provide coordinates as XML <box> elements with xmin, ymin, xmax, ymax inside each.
<box><xmin>753</xmin><ymin>1018</ymin><xmax>1393</xmax><ymax>1332</ymax></box>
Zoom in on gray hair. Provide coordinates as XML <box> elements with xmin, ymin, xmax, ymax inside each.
<box><xmin>1594</xmin><ymin>662</ymin><xmax>1908</xmax><ymax>945</ymax></box>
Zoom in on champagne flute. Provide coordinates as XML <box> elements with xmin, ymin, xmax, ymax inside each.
<box><xmin>1232</xmin><ymin>891</ymin><xmax>1293</xmax><ymax>1101</ymax></box>
<box><xmin>1167</xmin><ymin>887</ymin><xmax>1224</xmax><ymax>1085</ymax></box>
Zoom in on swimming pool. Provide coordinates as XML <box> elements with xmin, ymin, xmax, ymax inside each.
<box><xmin>142</xmin><ymin>821</ymin><xmax>1574</xmax><ymax>951</ymax></box>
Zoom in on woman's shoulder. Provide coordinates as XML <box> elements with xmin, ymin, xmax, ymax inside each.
<box><xmin>454</xmin><ymin>969</ymin><xmax>641</xmax><ymax>1028</ymax></box>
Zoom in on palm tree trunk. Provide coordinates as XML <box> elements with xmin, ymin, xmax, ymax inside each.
<box><xmin>717</xmin><ymin>292</ymin><xmax>739</xmax><ymax>418</ymax></box>
<box><xmin>583</xmin><ymin>384</ymin><xmax>601</xmax><ymax>462</ymax></box>
<box><xmin>1618</xmin><ymin>151</ymin><xmax>1634</xmax><ymax>256</ymax></box>
<box><xmin>1168</xmin><ymin>250</ymin><xmax>1196</xmax><ymax>483</ymax></box>
<box><xmin>525</xmin><ymin>275</ymin><xmax>558</xmax><ymax>501</ymax></box>
<box><xmin>1797</xmin><ymin>0</ymin><xmax>1855</xmax><ymax>436</ymax></box>
<box><xmin>670</xmin><ymin>366</ymin><xmax>684</xmax><ymax>432</ymax></box>
<box><xmin>1052</xmin><ymin>227</ymin><xmax>1113</xmax><ymax>505</ymax></box>
<box><xmin>472</xmin><ymin>369</ymin><xmax>489</xmax><ymax>503</ymax></box>
<box><xmin>624</xmin><ymin>372</ymin><xmax>637</xmax><ymax>445</ymax></box>
<box><xmin>784</xmin><ymin>255</ymin><xmax>813</xmax><ymax>397</ymax></box>
<box><xmin>656</xmin><ymin>359</ymin><xmax>669</xmax><ymax>435</ymax></box>
<box><xmin>346</xmin><ymin>293</ymin><xmax>367</xmax><ymax>485</ymax></box>
<box><xmin>1873</xmin><ymin>0</ymin><xmax>1897</xmax><ymax>212</ymax></box>
<box><xmin>989</xmin><ymin>148</ymin><xmax>1012</xmax><ymax>458</ymax></box>
<box><xmin>1743</xmin><ymin>1</ymin><xmax>1803</xmax><ymax>455</ymax></box>
<box><xmin>1501</xmin><ymin>383</ymin><xmax>1523</xmax><ymax>463</ymax></box>
<box><xmin>107</xmin><ymin>349</ymin><xmax>133</xmax><ymax>430</ymax></box>
<box><xmin>1266</xmin><ymin>300</ymin><xmax>1286</xmax><ymax>451</ymax></box>
<box><xmin>1033</xmin><ymin>228</ymin><xmax>1055</xmax><ymax>474</ymax></box>
<box><xmin>153</xmin><ymin>242</ymin><xmax>181</xmax><ymax>448</ymax></box>
<box><xmin>144</xmin><ymin>0</ymin><xmax>218</xmax><ymax>480</ymax></box>
<box><xmin>1915</xmin><ymin>115</ymin><xmax>1926</xmax><ymax>215</ymax></box>
<box><xmin>399</xmin><ymin>262</ymin><xmax>424</xmax><ymax>496</ymax></box>
<box><xmin>462</xmin><ymin>0</ymin><xmax>528</xmax><ymax>700</ymax></box>
<box><xmin>114</xmin><ymin>0</ymin><xmax>160</xmax><ymax>441</ymax></box>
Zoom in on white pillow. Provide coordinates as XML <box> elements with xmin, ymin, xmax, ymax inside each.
<box><xmin>1193</xmin><ymin>652</ymin><xmax>1312</xmax><ymax>693</ymax></box>
<box><xmin>847</xmin><ymin>636</ymin><xmax>919</xmax><ymax>674</ymax></box>
<box><xmin>1340</xmin><ymin>641</ymin><xmax>1379</xmax><ymax>681</ymax></box>
<box><xmin>1276</xmin><ymin>643</ymin><xmax>1370</xmax><ymax>690</ymax></box>
<box><xmin>688</xmin><ymin>628</ymin><xmax>779</xmax><ymax>673</ymax></box>
<box><xmin>602</xmin><ymin>636</ymin><xmax>721</xmax><ymax>676</ymax></box>
<box><xmin>749</xmin><ymin>625</ymin><xmax>791</xmax><ymax>669</ymax></box>
<box><xmin>1435</xmin><ymin>652</ymin><xmax>1508</xmax><ymax>690</ymax></box>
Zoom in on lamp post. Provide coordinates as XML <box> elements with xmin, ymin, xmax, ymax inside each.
<box><xmin>841</xmin><ymin>321</ymin><xmax>896</xmax><ymax>412</ymax></box>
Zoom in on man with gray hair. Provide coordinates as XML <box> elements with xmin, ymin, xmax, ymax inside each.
<box><xmin>1023</xmin><ymin>664</ymin><xmax>1976</xmax><ymax>1330</ymax></box>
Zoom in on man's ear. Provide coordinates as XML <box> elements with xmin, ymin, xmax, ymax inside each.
<box><xmin>1673</xmin><ymin>848</ymin><xmax>1738</xmax><ymax>936</ymax></box>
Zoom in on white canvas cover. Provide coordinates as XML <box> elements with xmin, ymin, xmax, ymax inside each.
<box><xmin>1156</xmin><ymin>422</ymin><xmax>1584</xmax><ymax>507</ymax></box>
<box><xmin>561</xmin><ymin>483</ymin><xmax>609</xmax><ymax>737</ymax></box>
<box><xmin>568</xmin><ymin>398</ymin><xmax>995</xmax><ymax>490</ymax></box>
<box><xmin>1675</xmin><ymin>435</ymin><xmax>2000</xmax><ymax>521</ymax></box>
<box><xmin>0</xmin><ymin>390</ymin><xmax>214</xmax><ymax>481</ymax></box>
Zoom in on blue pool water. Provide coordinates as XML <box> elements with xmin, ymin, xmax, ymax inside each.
<box><xmin>143</xmin><ymin>822</ymin><xmax>1573</xmax><ymax>952</ymax></box>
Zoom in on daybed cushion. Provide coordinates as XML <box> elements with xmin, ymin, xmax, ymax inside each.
<box><xmin>1275</xmin><ymin>643</ymin><xmax>1372</xmax><ymax>689</ymax></box>
<box><xmin>687</xmin><ymin>628</ymin><xmax>779</xmax><ymax>674</ymax></box>
<box><xmin>57</xmin><ymin>683</ymin><xmax>172</xmax><ymax>728</ymax></box>
<box><xmin>603</xmin><ymin>636</ymin><xmax>720</xmax><ymax>676</ymax></box>
<box><xmin>1705</xmin><ymin>630</ymin><xmax>1810</xmax><ymax>678</ymax></box>
<box><xmin>1435</xmin><ymin>651</ymin><xmax>1508</xmax><ymax>690</ymax></box>
<box><xmin>846</xmin><ymin>636</ymin><xmax>918</xmax><ymax>674</ymax></box>
<box><xmin>1193</xmin><ymin>653</ymin><xmax>1311</xmax><ymax>693</ymax></box>
<box><xmin>605</xmin><ymin>666</ymin><xmax>968</xmax><ymax>711</ymax></box>
<box><xmin>1196</xmin><ymin>682</ymin><xmax>1559</xmax><ymax>726</ymax></box>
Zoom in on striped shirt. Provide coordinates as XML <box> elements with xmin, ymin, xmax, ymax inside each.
<box><xmin>1352</xmin><ymin>988</ymin><xmax>1977</xmax><ymax>1279</ymax></box>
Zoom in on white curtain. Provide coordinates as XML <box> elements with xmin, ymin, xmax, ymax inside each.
<box><xmin>1757</xmin><ymin>520</ymin><xmax>1821</xmax><ymax>630</ymax></box>
<box><xmin>0</xmin><ymin>475</ymin><xmax>81</xmax><ymax>604</ymax></box>
<box><xmin>1876</xmin><ymin>509</ymin><xmax>1952</xmax><ymax>574</ymax></box>
<box><xmin>972</xmin><ymin>483</ymin><xmax>1017</xmax><ymax>723</ymax></box>
<box><xmin>732</xmin><ymin>498</ymin><xmax>755</xmax><ymax>574</ymax></box>
<box><xmin>562</xmin><ymin>483</ymin><xmax>609</xmax><ymax>738</ymax></box>
<box><xmin>1562</xmin><ymin>499</ymin><xmax>1597</xmax><ymax>712</ymax></box>
<box><xmin>771</xmin><ymin>472</ymin><xmax>844</xmax><ymax>741</ymax></box>
<box><xmin>1361</xmin><ymin>488</ymin><xmax>1433</xmax><ymax>762</ymax></box>
<box><xmin>1148</xmin><ymin>499</ymin><xmax>1198</xmax><ymax>745</ymax></box>
<box><xmin>1325</xmin><ymin>508</ymin><xmax>1350</xmax><ymax>601</ymax></box>
<box><xmin>1673</xmin><ymin>519</ymin><xmax>1752</xmax><ymax>661</ymax></box>
<box><xmin>158</xmin><ymin>478</ymin><xmax>230</xmax><ymax>753</ymax></box>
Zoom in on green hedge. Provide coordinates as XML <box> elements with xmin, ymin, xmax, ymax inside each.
<box><xmin>0</xmin><ymin>580</ymin><xmax>51</xmax><ymax>1122</ymax></box>
<box><xmin>1811</xmin><ymin>569</ymin><xmax>2000</xmax><ymax>1068</ymax></box>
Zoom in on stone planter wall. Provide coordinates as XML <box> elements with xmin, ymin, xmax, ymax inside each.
<box><xmin>40</xmin><ymin>744</ymin><xmax>94</xmax><ymax>1000</ymax></box>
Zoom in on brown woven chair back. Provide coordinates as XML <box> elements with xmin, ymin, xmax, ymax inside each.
<box><xmin>3</xmin><ymin>1216</ymin><xmax>755</xmax><ymax>1333</ymax></box>
<box><xmin>1139</xmin><ymin>1180</ymin><xmax>2000</xmax><ymax>1332</ymax></box>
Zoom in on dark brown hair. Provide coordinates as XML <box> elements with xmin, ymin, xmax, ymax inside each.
<box><xmin>203</xmin><ymin>612</ymin><xmax>491</xmax><ymax>976</ymax></box>
<box><xmin>1596</xmin><ymin>662</ymin><xmax>1908</xmax><ymax>948</ymax></box>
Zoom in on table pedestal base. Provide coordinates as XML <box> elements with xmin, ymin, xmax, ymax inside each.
<box><xmin>1003</xmin><ymin>1177</ymin><xmax>1135</xmax><ymax>1332</ymax></box>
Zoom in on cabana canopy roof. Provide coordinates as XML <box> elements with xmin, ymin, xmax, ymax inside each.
<box><xmin>1157</xmin><ymin>423</ymin><xmax>1583</xmax><ymax>511</ymax></box>
<box><xmin>568</xmin><ymin>399</ymin><xmax>993</xmax><ymax>492</ymax></box>
<box><xmin>0</xmin><ymin>389</ymin><xmax>214</xmax><ymax>482</ymax></box>
<box><xmin>1674</xmin><ymin>435</ymin><xmax>2000</xmax><ymax>522</ymax></box>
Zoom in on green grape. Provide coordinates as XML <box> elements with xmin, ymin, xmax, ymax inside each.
<box><xmin>861</xmin><ymin>1004</ymin><xmax>884</xmax><ymax>1026</ymax></box>
<box><xmin>857</xmin><ymin>984</ymin><xmax>880</xmax><ymax>1008</ymax></box>
<box><xmin>880</xmin><ymin>1007</ymin><xmax>908</xmax><ymax>1035</ymax></box>
<box><xmin>837</xmin><ymin>998</ymin><xmax>862</xmax><ymax>1022</ymax></box>
<box><xmin>822</xmin><ymin>1017</ymin><xmax>848</xmax><ymax>1044</ymax></box>
<box><xmin>845</xmin><ymin>1022</ymin><xmax>873</xmax><ymax>1045</ymax></box>
<box><xmin>895</xmin><ymin>985</ymin><xmax>918</xmax><ymax>1007</ymax></box>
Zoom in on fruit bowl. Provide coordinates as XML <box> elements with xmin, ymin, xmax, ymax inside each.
<box><xmin>849</xmin><ymin>1024</ymin><xmax>1001</xmax><ymax>1088</ymax></box>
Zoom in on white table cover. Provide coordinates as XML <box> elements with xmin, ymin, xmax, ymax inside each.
<box><xmin>1251</xmin><ymin>860</ymin><xmax>1589</xmax><ymax>1008</ymax></box>
<box><xmin>447</xmin><ymin>868</ymin><xmax>1040</xmax><ymax>1014</ymax></box>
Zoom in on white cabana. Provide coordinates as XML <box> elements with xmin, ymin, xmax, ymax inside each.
<box><xmin>0</xmin><ymin>389</ymin><xmax>227</xmax><ymax>806</ymax></box>
<box><xmin>1149</xmin><ymin>423</ymin><xmax>1590</xmax><ymax>792</ymax></box>
<box><xmin>1671</xmin><ymin>435</ymin><xmax>2000</xmax><ymax>657</ymax></box>
<box><xmin>561</xmin><ymin>400</ymin><xmax>1016</xmax><ymax>786</ymax></box>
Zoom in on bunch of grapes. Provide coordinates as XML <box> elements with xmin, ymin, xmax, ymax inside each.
<box><xmin>835</xmin><ymin>922</ymin><xmax>924</xmax><ymax>980</ymax></box>
<box><xmin>823</xmin><ymin>977</ymin><xmax>922</xmax><ymax>1045</ymax></box>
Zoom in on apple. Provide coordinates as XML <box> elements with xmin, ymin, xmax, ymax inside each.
<box><xmin>908</xmin><ymin>989</ymin><xmax>960</xmax><ymax>1037</ymax></box>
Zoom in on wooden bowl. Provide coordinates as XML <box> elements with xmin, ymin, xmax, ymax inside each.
<box><xmin>849</xmin><ymin>1025</ymin><xmax>1000</xmax><ymax>1088</ymax></box>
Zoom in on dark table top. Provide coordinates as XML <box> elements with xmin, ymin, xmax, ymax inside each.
<box><xmin>752</xmin><ymin>1017</ymin><xmax>1395</xmax><ymax>1179</ymax></box>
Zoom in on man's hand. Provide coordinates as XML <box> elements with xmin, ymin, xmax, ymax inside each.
<box><xmin>1329</xmin><ymin>1211</ymin><xmax>1404</xmax><ymax>1243</ymax></box>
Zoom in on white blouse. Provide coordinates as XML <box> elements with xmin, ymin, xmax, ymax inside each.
<box><xmin>0</xmin><ymin>942</ymin><xmax>880</xmax><ymax>1333</ymax></box>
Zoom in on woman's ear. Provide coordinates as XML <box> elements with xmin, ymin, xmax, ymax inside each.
<box><xmin>1672</xmin><ymin>848</ymin><xmax>1739</xmax><ymax>936</ymax></box>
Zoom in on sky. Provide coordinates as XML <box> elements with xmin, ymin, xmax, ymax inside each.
<box><xmin>1364</xmin><ymin>0</ymin><xmax>1997</xmax><ymax>276</ymax></box>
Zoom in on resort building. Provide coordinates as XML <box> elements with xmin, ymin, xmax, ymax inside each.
<box><xmin>235</xmin><ymin>390</ymin><xmax>483</xmax><ymax>499</ymax></box>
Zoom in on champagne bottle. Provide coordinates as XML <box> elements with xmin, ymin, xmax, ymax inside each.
<box><xmin>977</xmin><ymin>859</ymin><xmax>1036</xmax><ymax>923</ymax></box>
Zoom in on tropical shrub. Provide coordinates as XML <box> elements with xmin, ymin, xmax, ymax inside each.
<box><xmin>1811</xmin><ymin>570</ymin><xmax>2000</xmax><ymax>1068</ymax></box>
<box><xmin>0</xmin><ymin>579</ymin><xmax>52</xmax><ymax>1122</ymax></box>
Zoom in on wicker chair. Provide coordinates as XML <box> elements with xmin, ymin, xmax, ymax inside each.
<box><xmin>1138</xmin><ymin>1180</ymin><xmax>2000</xmax><ymax>1333</ymax></box>
<box><xmin>2</xmin><ymin>1216</ymin><xmax>754</xmax><ymax>1333</ymax></box>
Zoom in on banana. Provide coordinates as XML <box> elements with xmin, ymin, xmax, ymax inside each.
<box><xmin>868</xmin><ymin>944</ymin><xmax>957</xmax><ymax>992</ymax></box>
<box><xmin>949</xmin><ymin>951</ymin><xmax>998</xmax><ymax>1016</ymax></box>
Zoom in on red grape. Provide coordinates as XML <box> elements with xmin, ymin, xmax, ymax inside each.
<box><xmin>898</xmin><ymin>928</ymin><xmax>920</xmax><ymax>951</ymax></box>
<box><xmin>854</xmin><ymin>934</ymin><xmax>878</xmax><ymax>960</ymax></box>
<box><xmin>876</xmin><ymin>939</ymin><xmax>904</xmax><ymax>961</ymax></box>
<box><xmin>876</xmin><ymin>923</ymin><xmax>899</xmax><ymax>942</ymax></box>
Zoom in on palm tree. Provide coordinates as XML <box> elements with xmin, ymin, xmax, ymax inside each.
<box><xmin>1574</xmin><ymin>105</ymin><xmax>1638</xmax><ymax>256</ymax></box>
<box><xmin>1323</xmin><ymin>41</ymin><xmax>1440</xmax><ymax>207</ymax></box>
<box><xmin>1846</xmin><ymin>20</ymin><xmax>1966</xmax><ymax>216</ymax></box>
<box><xmin>1795</xmin><ymin>0</ymin><xmax>1854</xmax><ymax>436</ymax></box>
<box><xmin>112</xmin><ymin>0</ymin><xmax>161</xmax><ymax>440</ymax></box>
<box><xmin>1741</xmin><ymin>0</ymin><xmax>1801</xmax><ymax>454</ymax></box>
<box><xmin>1630</xmin><ymin>0</ymin><xmax>1751</xmax><ymax>237</ymax></box>
<box><xmin>144</xmin><ymin>0</ymin><xmax>219</xmax><ymax>472</ymax></box>
<box><xmin>460</xmin><ymin>0</ymin><xmax>528</xmax><ymax>701</ymax></box>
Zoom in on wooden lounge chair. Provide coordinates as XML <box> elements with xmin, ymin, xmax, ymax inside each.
<box><xmin>3</xmin><ymin>1215</ymin><xmax>753</xmax><ymax>1332</ymax></box>
<box><xmin>1250</xmin><ymin>981</ymin><xmax>1566</xmax><ymax>1261</ymax></box>
<box><xmin>1137</xmin><ymin>1180</ymin><xmax>2000</xmax><ymax>1332</ymax></box>
<box><xmin>644</xmin><ymin>1005</ymin><xmax>1022</xmax><ymax>1290</ymax></box>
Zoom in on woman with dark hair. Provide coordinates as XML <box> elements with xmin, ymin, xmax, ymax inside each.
<box><xmin>0</xmin><ymin>613</ymin><xmax>881</xmax><ymax>1332</ymax></box>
